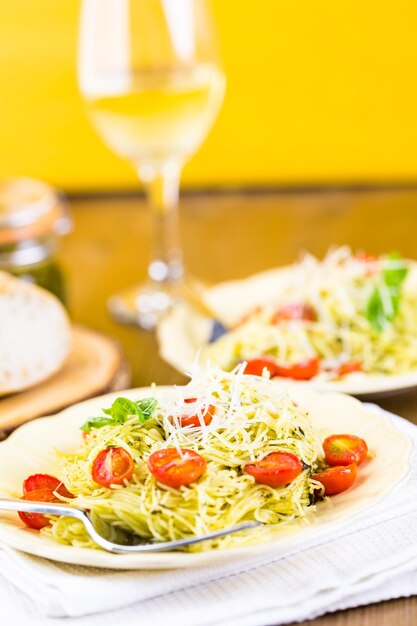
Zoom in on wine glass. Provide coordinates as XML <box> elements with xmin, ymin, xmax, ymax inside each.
<box><xmin>78</xmin><ymin>0</ymin><xmax>225</xmax><ymax>329</ymax></box>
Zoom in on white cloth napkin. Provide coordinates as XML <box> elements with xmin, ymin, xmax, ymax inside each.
<box><xmin>0</xmin><ymin>404</ymin><xmax>416</xmax><ymax>626</ymax></box>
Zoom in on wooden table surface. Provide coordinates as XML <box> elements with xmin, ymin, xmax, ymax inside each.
<box><xmin>60</xmin><ymin>187</ymin><xmax>417</xmax><ymax>625</ymax></box>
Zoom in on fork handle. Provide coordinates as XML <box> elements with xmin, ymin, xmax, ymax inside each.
<box><xmin>0</xmin><ymin>497</ymin><xmax>264</xmax><ymax>554</ymax></box>
<box><xmin>0</xmin><ymin>497</ymin><xmax>85</xmax><ymax>521</ymax></box>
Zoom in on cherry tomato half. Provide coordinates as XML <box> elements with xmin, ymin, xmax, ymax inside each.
<box><xmin>243</xmin><ymin>357</ymin><xmax>279</xmax><ymax>377</ymax></box>
<box><xmin>273</xmin><ymin>357</ymin><xmax>320</xmax><ymax>381</ymax></box>
<box><xmin>18</xmin><ymin>488</ymin><xmax>60</xmax><ymax>530</ymax></box>
<box><xmin>91</xmin><ymin>447</ymin><xmax>135</xmax><ymax>488</ymax></box>
<box><xmin>23</xmin><ymin>474</ymin><xmax>73</xmax><ymax>499</ymax></box>
<box><xmin>245</xmin><ymin>452</ymin><xmax>303</xmax><ymax>487</ymax></box>
<box><xmin>312</xmin><ymin>463</ymin><xmax>357</xmax><ymax>496</ymax></box>
<box><xmin>323</xmin><ymin>434</ymin><xmax>368</xmax><ymax>466</ymax></box>
<box><xmin>243</xmin><ymin>356</ymin><xmax>320</xmax><ymax>380</ymax></box>
<box><xmin>147</xmin><ymin>448</ymin><xmax>206</xmax><ymax>488</ymax></box>
<box><xmin>175</xmin><ymin>399</ymin><xmax>215</xmax><ymax>428</ymax></box>
<box><xmin>272</xmin><ymin>303</ymin><xmax>316</xmax><ymax>324</ymax></box>
<box><xmin>337</xmin><ymin>361</ymin><xmax>362</xmax><ymax>377</ymax></box>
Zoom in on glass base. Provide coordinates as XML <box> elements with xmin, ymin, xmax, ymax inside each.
<box><xmin>107</xmin><ymin>282</ymin><xmax>176</xmax><ymax>330</ymax></box>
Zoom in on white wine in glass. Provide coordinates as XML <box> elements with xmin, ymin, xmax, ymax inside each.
<box><xmin>78</xmin><ymin>0</ymin><xmax>225</xmax><ymax>328</ymax></box>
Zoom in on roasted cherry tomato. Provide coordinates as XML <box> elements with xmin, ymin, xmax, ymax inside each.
<box><xmin>323</xmin><ymin>434</ymin><xmax>368</xmax><ymax>466</ymax></box>
<box><xmin>245</xmin><ymin>452</ymin><xmax>303</xmax><ymax>487</ymax></box>
<box><xmin>273</xmin><ymin>357</ymin><xmax>320</xmax><ymax>381</ymax></box>
<box><xmin>18</xmin><ymin>488</ymin><xmax>60</xmax><ymax>530</ymax></box>
<box><xmin>312</xmin><ymin>463</ymin><xmax>357</xmax><ymax>496</ymax></box>
<box><xmin>23</xmin><ymin>474</ymin><xmax>73</xmax><ymax>499</ymax></box>
<box><xmin>147</xmin><ymin>448</ymin><xmax>206</xmax><ymax>488</ymax></box>
<box><xmin>272</xmin><ymin>303</ymin><xmax>316</xmax><ymax>324</ymax></box>
<box><xmin>243</xmin><ymin>357</ymin><xmax>279</xmax><ymax>377</ymax></box>
<box><xmin>91</xmin><ymin>447</ymin><xmax>135</xmax><ymax>488</ymax></box>
<box><xmin>175</xmin><ymin>399</ymin><xmax>215</xmax><ymax>428</ymax></box>
<box><xmin>337</xmin><ymin>361</ymin><xmax>362</xmax><ymax>377</ymax></box>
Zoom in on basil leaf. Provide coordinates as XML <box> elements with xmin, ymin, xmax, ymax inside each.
<box><xmin>81</xmin><ymin>396</ymin><xmax>157</xmax><ymax>432</ymax></box>
<box><xmin>80</xmin><ymin>416</ymin><xmax>115</xmax><ymax>432</ymax></box>
<box><xmin>365</xmin><ymin>252</ymin><xmax>408</xmax><ymax>332</ymax></box>
<box><xmin>102</xmin><ymin>397</ymin><xmax>145</xmax><ymax>422</ymax></box>
<box><xmin>137</xmin><ymin>397</ymin><xmax>157</xmax><ymax>420</ymax></box>
<box><xmin>366</xmin><ymin>288</ymin><xmax>388</xmax><ymax>332</ymax></box>
<box><xmin>384</xmin><ymin>252</ymin><xmax>408</xmax><ymax>288</ymax></box>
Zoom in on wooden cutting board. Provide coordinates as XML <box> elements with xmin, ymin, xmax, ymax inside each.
<box><xmin>0</xmin><ymin>325</ymin><xmax>130</xmax><ymax>433</ymax></box>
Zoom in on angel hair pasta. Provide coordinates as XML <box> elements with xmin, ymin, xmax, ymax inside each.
<box><xmin>41</xmin><ymin>366</ymin><xmax>324</xmax><ymax>552</ymax></box>
<box><xmin>203</xmin><ymin>248</ymin><xmax>417</xmax><ymax>380</ymax></box>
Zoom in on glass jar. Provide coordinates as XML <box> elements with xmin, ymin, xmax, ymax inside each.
<box><xmin>0</xmin><ymin>178</ymin><xmax>72</xmax><ymax>304</ymax></box>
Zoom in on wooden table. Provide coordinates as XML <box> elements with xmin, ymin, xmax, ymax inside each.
<box><xmin>61</xmin><ymin>187</ymin><xmax>417</xmax><ymax>625</ymax></box>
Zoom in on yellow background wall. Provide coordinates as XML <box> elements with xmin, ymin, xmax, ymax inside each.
<box><xmin>1</xmin><ymin>1</ymin><xmax>417</xmax><ymax>192</ymax></box>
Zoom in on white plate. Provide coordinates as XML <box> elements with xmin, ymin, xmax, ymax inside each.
<box><xmin>158</xmin><ymin>266</ymin><xmax>417</xmax><ymax>398</ymax></box>
<box><xmin>0</xmin><ymin>386</ymin><xmax>411</xmax><ymax>570</ymax></box>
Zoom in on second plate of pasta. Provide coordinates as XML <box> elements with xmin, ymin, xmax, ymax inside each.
<box><xmin>158</xmin><ymin>248</ymin><xmax>417</xmax><ymax>397</ymax></box>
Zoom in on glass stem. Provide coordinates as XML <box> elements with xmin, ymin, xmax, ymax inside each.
<box><xmin>138</xmin><ymin>161</ymin><xmax>184</xmax><ymax>290</ymax></box>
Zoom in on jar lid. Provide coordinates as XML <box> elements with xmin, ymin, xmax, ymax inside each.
<box><xmin>0</xmin><ymin>178</ymin><xmax>72</xmax><ymax>245</ymax></box>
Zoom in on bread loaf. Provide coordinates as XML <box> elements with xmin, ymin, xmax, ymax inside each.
<box><xmin>0</xmin><ymin>272</ymin><xmax>71</xmax><ymax>395</ymax></box>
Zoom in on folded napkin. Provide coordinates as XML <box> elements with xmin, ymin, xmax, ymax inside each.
<box><xmin>0</xmin><ymin>405</ymin><xmax>416</xmax><ymax>626</ymax></box>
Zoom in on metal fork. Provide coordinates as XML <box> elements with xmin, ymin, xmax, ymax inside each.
<box><xmin>0</xmin><ymin>498</ymin><xmax>261</xmax><ymax>554</ymax></box>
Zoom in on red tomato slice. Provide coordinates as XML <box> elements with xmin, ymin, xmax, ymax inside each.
<box><xmin>312</xmin><ymin>463</ymin><xmax>357</xmax><ymax>496</ymax></box>
<box><xmin>273</xmin><ymin>357</ymin><xmax>320</xmax><ymax>381</ymax></box>
<box><xmin>23</xmin><ymin>474</ymin><xmax>73</xmax><ymax>499</ymax></box>
<box><xmin>337</xmin><ymin>361</ymin><xmax>362</xmax><ymax>377</ymax></box>
<box><xmin>323</xmin><ymin>434</ymin><xmax>368</xmax><ymax>466</ymax></box>
<box><xmin>243</xmin><ymin>357</ymin><xmax>279</xmax><ymax>377</ymax></box>
<box><xmin>272</xmin><ymin>303</ymin><xmax>316</xmax><ymax>324</ymax></box>
<box><xmin>18</xmin><ymin>489</ymin><xmax>60</xmax><ymax>530</ymax></box>
<box><xmin>176</xmin><ymin>399</ymin><xmax>215</xmax><ymax>428</ymax></box>
<box><xmin>92</xmin><ymin>447</ymin><xmax>135</xmax><ymax>488</ymax></box>
<box><xmin>147</xmin><ymin>448</ymin><xmax>206</xmax><ymax>488</ymax></box>
<box><xmin>245</xmin><ymin>452</ymin><xmax>303</xmax><ymax>487</ymax></box>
